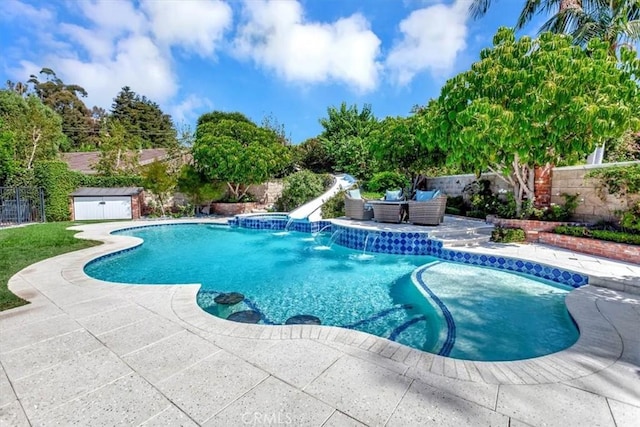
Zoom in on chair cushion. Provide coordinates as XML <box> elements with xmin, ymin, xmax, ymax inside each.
<box><xmin>385</xmin><ymin>189</ymin><xmax>403</xmax><ymax>201</ymax></box>
<box><xmin>348</xmin><ymin>189</ymin><xmax>361</xmax><ymax>199</ymax></box>
<box><xmin>415</xmin><ymin>189</ymin><xmax>440</xmax><ymax>201</ymax></box>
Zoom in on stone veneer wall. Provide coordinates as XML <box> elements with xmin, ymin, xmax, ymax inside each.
<box><xmin>550</xmin><ymin>161</ymin><xmax>640</xmax><ymax>223</ymax></box>
<box><xmin>426</xmin><ymin>161</ymin><xmax>640</xmax><ymax>223</ymax></box>
<box><xmin>247</xmin><ymin>181</ymin><xmax>284</xmax><ymax>206</ymax></box>
<box><xmin>425</xmin><ymin>173</ymin><xmax>511</xmax><ymax>197</ymax></box>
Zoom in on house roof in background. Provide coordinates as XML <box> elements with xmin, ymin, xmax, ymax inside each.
<box><xmin>71</xmin><ymin>187</ymin><xmax>144</xmax><ymax>196</ymax></box>
<box><xmin>61</xmin><ymin>148</ymin><xmax>168</xmax><ymax>174</ymax></box>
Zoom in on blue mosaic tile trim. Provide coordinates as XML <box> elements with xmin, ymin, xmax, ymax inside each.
<box><xmin>334</xmin><ymin>225</ymin><xmax>434</xmax><ymax>255</ymax></box>
<box><xmin>432</xmin><ymin>247</ymin><xmax>589</xmax><ymax>288</ymax></box>
<box><xmin>388</xmin><ymin>315</ymin><xmax>428</xmax><ymax>342</ymax></box>
<box><xmin>414</xmin><ymin>263</ymin><xmax>456</xmax><ymax>356</ymax></box>
<box><xmin>83</xmin><ymin>243</ymin><xmax>142</xmax><ymax>270</ymax></box>
<box><xmin>343</xmin><ymin>305</ymin><xmax>413</xmax><ymax>329</ymax></box>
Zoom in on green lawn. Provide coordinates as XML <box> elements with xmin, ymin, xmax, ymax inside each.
<box><xmin>0</xmin><ymin>222</ymin><xmax>101</xmax><ymax>311</ymax></box>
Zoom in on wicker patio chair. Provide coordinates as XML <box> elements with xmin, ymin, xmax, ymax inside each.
<box><xmin>344</xmin><ymin>194</ymin><xmax>374</xmax><ymax>220</ymax></box>
<box><xmin>407</xmin><ymin>195</ymin><xmax>447</xmax><ymax>225</ymax></box>
<box><xmin>369</xmin><ymin>201</ymin><xmax>406</xmax><ymax>223</ymax></box>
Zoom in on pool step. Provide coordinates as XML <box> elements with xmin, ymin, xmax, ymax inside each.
<box><xmin>430</xmin><ymin>225</ymin><xmax>494</xmax><ymax>247</ymax></box>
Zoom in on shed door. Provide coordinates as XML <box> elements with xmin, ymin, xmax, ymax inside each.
<box><xmin>74</xmin><ymin>196</ymin><xmax>131</xmax><ymax>220</ymax></box>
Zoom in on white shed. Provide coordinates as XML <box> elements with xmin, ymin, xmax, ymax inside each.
<box><xmin>71</xmin><ymin>187</ymin><xmax>143</xmax><ymax>220</ymax></box>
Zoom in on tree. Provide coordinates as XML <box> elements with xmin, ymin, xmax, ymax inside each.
<box><xmin>369</xmin><ymin>114</ymin><xmax>447</xmax><ymax>192</ymax></box>
<box><xmin>192</xmin><ymin>112</ymin><xmax>292</xmax><ymax>201</ymax></box>
<box><xmin>418</xmin><ymin>28</ymin><xmax>640</xmax><ymax>216</ymax></box>
<box><xmin>28</xmin><ymin>68</ymin><xmax>93</xmax><ymax>151</ymax></box>
<box><xmin>470</xmin><ymin>1</ymin><xmax>640</xmax><ymax>51</ymax></box>
<box><xmin>111</xmin><ymin>86</ymin><xmax>177</xmax><ymax>148</ymax></box>
<box><xmin>318</xmin><ymin>102</ymin><xmax>379</xmax><ymax>179</ymax></box>
<box><xmin>296</xmin><ymin>138</ymin><xmax>333</xmax><ymax>173</ymax></box>
<box><xmin>141</xmin><ymin>160</ymin><xmax>176</xmax><ymax>217</ymax></box>
<box><xmin>94</xmin><ymin>119</ymin><xmax>140</xmax><ymax>176</ymax></box>
<box><xmin>0</xmin><ymin>90</ymin><xmax>65</xmax><ymax>169</ymax></box>
<box><xmin>177</xmin><ymin>164</ymin><xmax>226</xmax><ymax>213</ymax></box>
<box><xmin>0</xmin><ymin>120</ymin><xmax>15</xmax><ymax>184</ymax></box>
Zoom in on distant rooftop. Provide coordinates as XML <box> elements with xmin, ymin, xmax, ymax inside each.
<box><xmin>61</xmin><ymin>148</ymin><xmax>168</xmax><ymax>174</ymax></box>
<box><xmin>71</xmin><ymin>187</ymin><xmax>143</xmax><ymax>197</ymax></box>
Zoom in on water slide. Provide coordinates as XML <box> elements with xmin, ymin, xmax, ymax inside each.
<box><xmin>288</xmin><ymin>174</ymin><xmax>356</xmax><ymax>221</ymax></box>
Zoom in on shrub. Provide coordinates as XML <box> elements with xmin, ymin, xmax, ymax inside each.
<box><xmin>274</xmin><ymin>170</ymin><xmax>325</xmax><ymax>212</ymax></box>
<box><xmin>553</xmin><ymin>225</ymin><xmax>640</xmax><ymax>245</ymax></box>
<box><xmin>34</xmin><ymin>161</ymin><xmax>77</xmax><ymax>221</ymax></box>
<box><xmin>620</xmin><ymin>201</ymin><xmax>640</xmax><ymax>234</ymax></box>
<box><xmin>321</xmin><ymin>190</ymin><xmax>345</xmax><ymax>218</ymax></box>
<box><xmin>445</xmin><ymin>195</ymin><xmax>467</xmax><ymax>216</ymax></box>
<box><xmin>364</xmin><ymin>171</ymin><xmax>409</xmax><ymax>193</ymax></box>
<box><xmin>491</xmin><ymin>227</ymin><xmax>526</xmax><ymax>243</ymax></box>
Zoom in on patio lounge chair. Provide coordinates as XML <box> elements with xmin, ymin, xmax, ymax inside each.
<box><xmin>344</xmin><ymin>189</ymin><xmax>373</xmax><ymax>220</ymax></box>
<box><xmin>407</xmin><ymin>192</ymin><xmax>447</xmax><ymax>225</ymax></box>
<box><xmin>369</xmin><ymin>189</ymin><xmax>407</xmax><ymax>223</ymax></box>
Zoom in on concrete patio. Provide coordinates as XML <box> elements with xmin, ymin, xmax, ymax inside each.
<box><xmin>1</xmin><ymin>219</ymin><xmax>639</xmax><ymax>426</ymax></box>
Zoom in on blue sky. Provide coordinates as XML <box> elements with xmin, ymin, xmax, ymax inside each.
<box><xmin>1</xmin><ymin>0</ymin><xmax>545</xmax><ymax>144</ymax></box>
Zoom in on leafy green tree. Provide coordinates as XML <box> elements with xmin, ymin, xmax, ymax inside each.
<box><xmin>418</xmin><ymin>28</ymin><xmax>640</xmax><ymax>216</ymax></box>
<box><xmin>28</xmin><ymin>68</ymin><xmax>93</xmax><ymax>151</ymax></box>
<box><xmin>0</xmin><ymin>90</ymin><xmax>65</xmax><ymax>169</ymax></box>
<box><xmin>369</xmin><ymin>114</ymin><xmax>446</xmax><ymax>192</ymax></box>
<box><xmin>0</xmin><ymin>121</ymin><xmax>15</xmax><ymax>184</ymax></box>
<box><xmin>295</xmin><ymin>138</ymin><xmax>333</xmax><ymax>173</ymax></box>
<box><xmin>94</xmin><ymin>119</ymin><xmax>140</xmax><ymax>176</ymax></box>
<box><xmin>141</xmin><ymin>160</ymin><xmax>177</xmax><ymax>217</ymax></box>
<box><xmin>193</xmin><ymin>112</ymin><xmax>291</xmax><ymax>201</ymax></box>
<box><xmin>111</xmin><ymin>86</ymin><xmax>177</xmax><ymax>148</ymax></box>
<box><xmin>177</xmin><ymin>164</ymin><xmax>226</xmax><ymax>212</ymax></box>
<box><xmin>318</xmin><ymin>102</ymin><xmax>379</xmax><ymax>179</ymax></box>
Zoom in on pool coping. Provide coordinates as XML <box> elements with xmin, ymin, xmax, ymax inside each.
<box><xmin>3</xmin><ymin>217</ymin><xmax>639</xmax><ymax>426</ymax></box>
<box><xmin>48</xmin><ymin>218</ymin><xmax>633</xmax><ymax>384</ymax></box>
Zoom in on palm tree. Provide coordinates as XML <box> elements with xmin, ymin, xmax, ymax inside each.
<box><xmin>470</xmin><ymin>0</ymin><xmax>640</xmax><ymax>52</ymax></box>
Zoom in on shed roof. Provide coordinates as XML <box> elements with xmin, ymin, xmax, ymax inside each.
<box><xmin>71</xmin><ymin>187</ymin><xmax>143</xmax><ymax>197</ymax></box>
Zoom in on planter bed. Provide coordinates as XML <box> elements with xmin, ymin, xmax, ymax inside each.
<box><xmin>486</xmin><ymin>217</ymin><xmax>575</xmax><ymax>242</ymax></box>
<box><xmin>538</xmin><ymin>232</ymin><xmax>640</xmax><ymax>265</ymax></box>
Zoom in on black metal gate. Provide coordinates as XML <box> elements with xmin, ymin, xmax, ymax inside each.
<box><xmin>0</xmin><ymin>187</ymin><xmax>46</xmax><ymax>226</ymax></box>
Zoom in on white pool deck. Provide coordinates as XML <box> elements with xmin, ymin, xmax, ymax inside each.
<box><xmin>1</xmin><ymin>218</ymin><xmax>639</xmax><ymax>426</ymax></box>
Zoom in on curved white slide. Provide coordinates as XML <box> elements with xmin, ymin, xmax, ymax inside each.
<box><xmin>288</xmin><ymin>174</ymin><xmax>356</xmax><ymax>221</ymax></box>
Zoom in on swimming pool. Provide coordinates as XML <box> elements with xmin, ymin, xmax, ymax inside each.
<box><xmin>85</xmin><ymin>224</ymin><xmax>579</xmax><ymax>361</ymax></box>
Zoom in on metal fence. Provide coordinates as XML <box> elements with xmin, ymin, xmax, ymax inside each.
<box><xmin>0</xmin><ymin>187</ymin><xmax>46</xmax><ymax>227</ymax></box>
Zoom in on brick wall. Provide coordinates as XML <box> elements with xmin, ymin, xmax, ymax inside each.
<box><xmin>539</xmin><ymin>232</ymin><xmax>640</xmax><ymax>265</ymax></box>
<box><xmin>488</xmin><ymin>217</ymin><xmax>570</xmax><ymax>242</ymax></box>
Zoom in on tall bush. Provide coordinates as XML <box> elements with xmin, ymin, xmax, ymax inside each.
<box><xmin>274</xmin><ymin>170</ymin><xmax>326</xmax><ymax>212</ymax></box>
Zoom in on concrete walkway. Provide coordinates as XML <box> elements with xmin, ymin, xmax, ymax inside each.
<box><xmin>1</xmin><ymin>219</ymin><xmax>639</xmax><ymax>426</ymax></box>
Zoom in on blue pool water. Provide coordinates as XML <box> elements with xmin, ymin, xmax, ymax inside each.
<box><xmin>85</xmin><ymin>224</ymin><xmax>579</xmax><ymax>361</ymax></box>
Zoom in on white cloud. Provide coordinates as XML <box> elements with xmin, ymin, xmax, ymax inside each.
<box><xmin>386</xmin><ymin>0</ymin><xmax>471</xmax><ymax>85</ymax></box>
<box><xmin>170</xmin><ymin>94</ymin><xmax>212</xmax><ymax>124</ymax></box>
<box><xmin>53</xmin><ymin>35</ymin><xmax>177</xmax><ymax>109</ymax></box>
<box><xmin>142</xmin><ymin>0</ymin><xmax>232</xmax><ymax>56</ymax></box>
<box><xmin>2</xmin><ymin>0</ymin><xmax>236</xmax><ymax>112</ymax></box>
<box><xmin>234</xmin><ymin>0</ymin><xmax>382</xmax><ymax>92</ymax></box>
<box><xmin>0</xmin><ymin>0</ymin><xmax>54</xmax><ymax>22</ymax></box>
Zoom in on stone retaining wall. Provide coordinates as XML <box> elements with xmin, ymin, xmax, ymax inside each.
<box><xmin>551</xmin><ymin>162</ymin><xmax>639</xmax><ymax>223</ymax></box>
